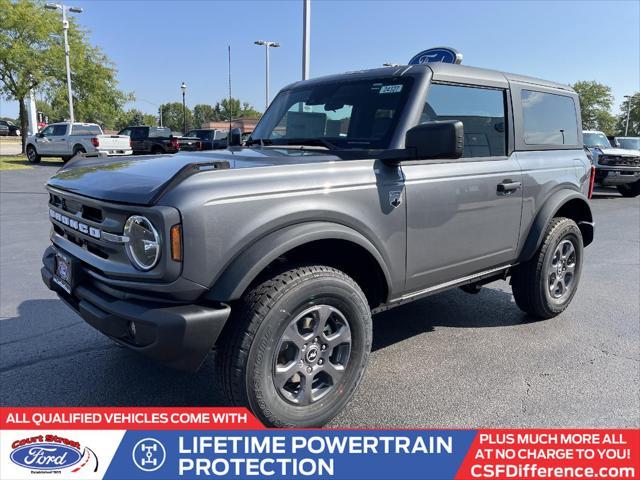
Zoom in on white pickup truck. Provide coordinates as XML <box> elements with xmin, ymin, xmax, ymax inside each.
<box><xmin>26</xmin><ymin>122</ymin><xmax>132</xmax><ymax>163</ymax></box>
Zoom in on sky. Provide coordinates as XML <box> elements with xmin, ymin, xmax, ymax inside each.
<box><xmin>1</xmin><ymin>0</ymin><xmax>639</xmax><ymax>120</ymax></box>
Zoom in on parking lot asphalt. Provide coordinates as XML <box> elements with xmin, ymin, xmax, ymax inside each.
<box><xmin>1</xmin><ymin>163</ymin><xmax>638</xmax><ymax>427</ymax></box>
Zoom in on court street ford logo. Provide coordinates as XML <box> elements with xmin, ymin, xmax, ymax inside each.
<box><xmin>409</xmin><ymin>47</ymin><xmax>463</xmax><ymax>65</ymax></box>
<box><xmin>10</xmin><ymin>436</ymin><xmax>83</xmax><ymax>471</ymax></box>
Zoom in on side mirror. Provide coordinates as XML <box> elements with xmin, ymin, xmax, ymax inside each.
<box><xmin>36</xmin><ymin>132</ymin><xmax>44</xmax><ymax>138</ymax></box>
<box><xmin>228</xmin><ymin>128</ymin><xmax>242</xmax><ymax>147</ymax></box>
<box><xmin>405</xmin><ymin>120</ymin><xmax>464</xmax><ymax>160</ymax></box>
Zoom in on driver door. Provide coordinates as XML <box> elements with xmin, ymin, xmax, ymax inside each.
<box><xmin>403</xmin><ymin>83</ymin><xmax>523</xmax><ymax>291</ymax></box>
<box><xmin>35</xmin><ymin>125</ymin><xmax>57</xmax><ymax>155</ymax></box>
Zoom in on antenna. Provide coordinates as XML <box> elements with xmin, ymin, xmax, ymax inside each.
<box><xmin>228</xmin><ymin>45</ymin><xmax>232</xmax><ymax>133</ymax></box>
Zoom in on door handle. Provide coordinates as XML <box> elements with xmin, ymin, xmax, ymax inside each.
<box><xmin>497</xmin><ymin>180</ymin><xmax>521</xmax><ymax>194</ymax></box>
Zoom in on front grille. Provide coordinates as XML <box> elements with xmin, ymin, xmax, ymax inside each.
<box><xmin>50</xmin><ymin>193</ymin><xmax>104</xmax><ymax>221</ymax></box>
<box><xmin>599</xmin><ymin>155</ymin><xmax>640</xmax><ymax>167</ymax></box>
<box><xmin>47</xmin><ymin>187</ymin><xmax>180</xmax><ymax>284</ymax></box>
<box><xmin>48</xmin><ymin>192</ymin><xmax>125</xmax><ymax>261</ymax></box>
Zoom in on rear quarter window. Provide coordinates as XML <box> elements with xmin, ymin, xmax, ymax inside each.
<box><xmin>521</xmin><ymin>90</ymin><xmax>578</xmax><ymax>146</ymax></box>
<box><xmin>149</xmin><ymin>127</ymin><xmax>171</xmax><ymax>138</ymax></box>
<box><xmin>71</xmin><ymin>124</ymin><xmax>102</xmax><ymax>135</ymax></box>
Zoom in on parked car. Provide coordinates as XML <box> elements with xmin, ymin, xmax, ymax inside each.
<box><xmin>26</xmin><ymin>122</ymin><xmax>132</xmax><ymax>163</ymax></box>
<box><xmin>583</xmin><ymin>130</ymin><xmax>640</xmax><ymax>197</ymax></box>
<box><xmin>118</xmin><ymin>126</ymin><xmax>179</xmax><ymax>155</ymax></box>
<box><xmin>0</xmin><ymin>119</ymin><xmax>20</xmax><ymax>136</ymax></box>
<box><xmin>178</xmin><ymin>129</ymin><xmax>228</xmax><ymax>151</ymax></box>
<box><xmin>0</xmin><ymin>123</ymin><xmax>8</xmax><ymax>136</ymax></box>
<box><xmin>612</xmin><ymin>136</ymin><xmax>640</xmax><ymax>151</ymax></box>
<box><xmin>42</xmin><ymin>62</ymin><xmax>594</xmax><ymax>427</ymax></box>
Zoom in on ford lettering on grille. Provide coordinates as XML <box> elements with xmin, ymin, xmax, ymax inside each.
<box><xmin>50</xmin><ymin>208</ymin><xmax>101</xmax><ymax>239</ymax></box>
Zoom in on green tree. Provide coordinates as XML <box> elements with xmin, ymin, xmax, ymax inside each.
<box><xmin>213</xmin><ymin>98</ymin><xmax>261</xmax><ymax>121</ymax></box>
<box><xmin>572</xmin><ymin>81</ymin><xmax>616</xmax><ymax>134</ymax></box>
<box><xmin>35</xmin><ymin>99</ymin><xmax>58</xmax><ymax>123</ymax></box>
<box><xmin>159</xmin><ymin>102</ymin><xmax>193</xmax><ymax>133</ymax></box>
<box><xmin>115</xmin><ymin>108</ymin><xmax>153</xmax><ymax>130</ymax></box>
<box><xmin>0</xmin><ymin>0</ymin><xmax>131</xmax><ymax>150</ymax></box>
<box><xmin>0</xmin><ymin>0</ymin><xmax>59</xmax><ymax>151</ymax></box>
<box><xmin>193</xmin><ymin>104</ymin><xmax>219</xmax><ymax>127</ymax></box>
<box><xmin>616</xmin><ymin>92</ymin><xmax>639</xmax><ymax>136</ymax></box>
<box><xmin>240</xmin><ymin>101</ymin><xmax>261</xmax><ymax>118</ymax></box>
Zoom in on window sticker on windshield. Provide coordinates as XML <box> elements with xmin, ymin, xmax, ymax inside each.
<box><xmin>379</xmin><ymin>85</ymin><xmax>403</xmax><ymax>94</ymax></box>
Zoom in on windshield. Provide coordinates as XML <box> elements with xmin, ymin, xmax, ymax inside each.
<box><xmin>250</xmin><ymin>77</ymin><xmax>414</xmax><ymax>149</ymax></box>
<box><xmin>616</xmin><ymin>137</ymin><xmax>640</xmax><ymax>150</ymax></box>
<box><xmin>186</xmin><ymin>130</ymin><xmax>214</xmax><ymax>141</ymax></box>
<box><xmin>583</xmin><ymin>132</ymin><xmax>611</xmax><ymax>149</ymax></box>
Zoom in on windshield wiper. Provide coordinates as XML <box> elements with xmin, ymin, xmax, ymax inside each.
<box><xmin>277</xmin><ymin>138</ymin><xmax>338</xmax><ymax>150</ymax></box>
<box><xmin>246</xmin><ymin>138</ymin><xmax>273</xmax><ymax>146</ymax></box>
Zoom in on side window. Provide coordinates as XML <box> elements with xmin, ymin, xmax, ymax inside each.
<box><xmin>130</xmin><ymin>128</ymin><xmax>146</xmax><ymax>140</ymax></box>
<box><xmin>40</xmin><ymin>126</ymin><xmax>55</xmax><ymax>136</ymax></box>
<box><xmin>521</xmin><ymin>90</ymin><xmax>578</xmax><ymax>146</ymax></box>
<box><xmin>52</xmin><ymin>124</ymin><xmax>67</xmax><ymax>136</ymax></box>
<box><xmin>422</xmin><ymin>84</ymin><xmax>506</xmax><ymax>158</ymax></box>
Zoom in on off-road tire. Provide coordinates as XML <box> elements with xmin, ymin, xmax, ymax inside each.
<box><xmin>216</xmin><ymin>265</ymin><xmax>372</xmax><ymax>427</ymax></box>
<box><xmin>511</xmin><ymin>217</ymin><xmax>583</xmax><ymax>319</ymax></box>
<box><xmin>151</xmin><ymin>146</ymin><xmax>165</xmax><ymax>155</ymax></box>
<box><xmin>26</xmin><ymin>145</ymin><xmax>40</xmax><ymax>164</ymax></box>
<box><xmin>617</xmin><ymin>181</ymin><xmax>640</xmax><ymax>198</ymax></box>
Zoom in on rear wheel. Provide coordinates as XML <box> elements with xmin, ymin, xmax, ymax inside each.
<box><xmin>72</xmin><ymin>145</ymin><xmax>86</xmax><ymax>158</ymax></box>
<box><xmin>151</xmin><ymin>146</ymin><xmax>164</xmax><ymax>155</ymax></box>
<box><xmin>26</xmin><ymin>145</ymin><xmax>40</xmax><ymax>164</ymax></box>
<box><xmin>216</xmin><ymin>265</ymin><xmax>372</xmax><ymax>427</ymax></box>
<box><xmin>617</xmin><ymin>180</ymin><xmax>640</xmax><ymax>198</ymax></box>
<box><xmin>511</xmin><ymin>217</ymin><xmax>583</xmax><ymax>319</ymax></box>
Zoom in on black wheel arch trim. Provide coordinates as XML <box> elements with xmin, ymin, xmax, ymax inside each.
<box><xmin>207</xmin><ymin>221</ymin><xmax>393</xmax><ymax>303</ymax></box>
<box><xmin>518</xmin><ymin>189</ymin><xmax>594</xmax><ymax>262</ymax></box>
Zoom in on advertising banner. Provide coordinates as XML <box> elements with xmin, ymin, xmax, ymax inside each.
<box><xmin>1</xmin><ymin>408</ymin><xmax>638</xmax><ymax>480</ymax></box>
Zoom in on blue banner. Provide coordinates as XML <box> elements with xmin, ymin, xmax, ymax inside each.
<box><xmin>104</xmin><ymin>430</ymin><xmax>477</xmax><ymax>479</ymax></box>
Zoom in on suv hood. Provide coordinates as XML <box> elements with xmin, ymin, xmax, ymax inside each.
<box><xmin>591</xmin><ymin>147</ymin><xmax>640</xmax><ymax>157</ymax></box>
<box><xmin>47</xmin><ymin>148</ymin><xmax>341</xmax><ymax>205</ymax></box>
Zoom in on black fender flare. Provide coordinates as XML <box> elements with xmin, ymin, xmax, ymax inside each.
<box><xmin>207</xmin><ymin>221</ymin><xmax>393</xmax><ymax>302</ymax></box>
<box><xmin>518</xmin><ymin>189</ymin><xmax>594</xmax><ymax>262</ymax></box>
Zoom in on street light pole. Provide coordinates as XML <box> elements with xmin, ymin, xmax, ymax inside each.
<box><xmin>45</xmin><ymin>3</ymin><xmax>83</xmax><ymax>124</ymax></box>
<box><xmin>624</xmin><ymin>95</ymin><xmax>632</xmax><ymax>136</ymax></box>
<box><xmin>254</xmin><ymin>41</ymin><xmax>280</xmax><ymax>111</ymax></box>
<box><xmin>181</xmin><ymin>82</ymin><xmax>187</xmax><ymax>133</ymax></box>
<box><xmin>302</xmin><ymin>0</ymin><xmax>310</xmax><ymax>80</ymax></box>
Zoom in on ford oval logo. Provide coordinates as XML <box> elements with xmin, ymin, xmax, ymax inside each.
<box><xmin>10</xmin><ymin>443</ymin><xmax>82</xmax><ymax>471</ymax></box>
<box><xmin>409</xmin><ymin>47</ymin><xmax>463</xmax><ymax>65</ymax></box>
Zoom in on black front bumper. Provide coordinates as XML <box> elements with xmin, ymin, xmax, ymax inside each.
<box><xmin>41</xmin><ymin>246</ymin><xmax>230</xmax><ymax>371</ymax></box>
<box><xmin>595</xmin><ymin>167</ymin><xmax>640</xmax><ymax>186</ymax></box>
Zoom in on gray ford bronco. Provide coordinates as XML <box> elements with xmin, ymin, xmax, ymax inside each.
<box><xmin>42</xmin><ymin>63</ymin><xmax>594</xmax><ymax>427</ymax></box>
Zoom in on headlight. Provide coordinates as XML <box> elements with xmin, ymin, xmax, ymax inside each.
<box><xmin>124</xmin><ymin>215</ymin><xmax>161</xmax><ymax>271</ymax></box>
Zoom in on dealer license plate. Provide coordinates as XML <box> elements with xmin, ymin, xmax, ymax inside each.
<box><xmin>53</xmin><ymin>252</ymin><xmax>74</xmax><ymax>294</ymax></box>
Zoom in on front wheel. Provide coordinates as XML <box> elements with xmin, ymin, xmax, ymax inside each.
<box><xmin>216</xmin><ymin>265</ymin><xmax>372</xmax><ymax>427</ymax></box>
<box><xmin>26</xmin><ymin>145</ymin><xmax>40</xmax><ymax>164</ymax></box>
<box><xmin>511</xmin><ymin>217</ymin><xmax>583</xmax><ymax>319</ymax></box>
<box><xmin>617</xmin><ymin>180</ymin><xmax>640</xmax><ymax>198</ymax></box>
